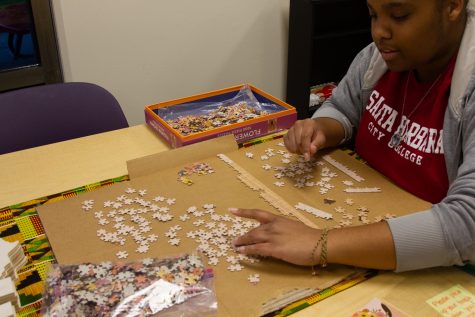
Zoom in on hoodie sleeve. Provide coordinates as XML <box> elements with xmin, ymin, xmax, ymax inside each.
<box><xmin>389</xmin><ymin>87</ymin><xmax>475</xmax><ymax>271</ymax></box>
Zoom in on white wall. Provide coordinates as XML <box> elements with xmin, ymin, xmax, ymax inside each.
<box><xmin>51</xmin><ymin>0</ymin><xmax>290</xmax><ymax>126</ymax></box>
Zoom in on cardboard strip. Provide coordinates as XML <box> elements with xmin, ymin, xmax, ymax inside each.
<box><xmin>127</xmin><ymin>134</ymin><xmax>238</xmax><ymax>179</ymax></box>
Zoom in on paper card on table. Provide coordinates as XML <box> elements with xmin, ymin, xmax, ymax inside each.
<box><xmin>351</xmin><ymin>297</ymin><xmax>408</xmax><ymax>317</ymax></box>
<box><xmin>426</xmin><ymin>284</ymin><xmax>475</xmax><ymax>317</ymax></box>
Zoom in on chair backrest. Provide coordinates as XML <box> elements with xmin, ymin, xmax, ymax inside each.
<box><xmin>0</xmin><ymin>82</ymin><xmax>129</xmax><ymax>154</ymax></box>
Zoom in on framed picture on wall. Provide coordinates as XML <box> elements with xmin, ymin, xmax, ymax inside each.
<box><xmin>0</xmin><ymin>0</ymin><xmax>62</xmax><ymax>92</ymax></box>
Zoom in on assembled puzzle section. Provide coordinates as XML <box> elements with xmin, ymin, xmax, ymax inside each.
<box><xmin>41</xmin><ymin>254</ymin><xmax>217</xmax><ymax>316</ymax></box>
<box><xmin>145</xmin><ymin>84</ymin><xmax>297</xmax><ymax>148</ymax></box>
<box><xmin>224</xmin><ymin>140</ymin><xmax>430</xmax><ymax>230</ymax></box>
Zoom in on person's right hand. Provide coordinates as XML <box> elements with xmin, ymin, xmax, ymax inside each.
<box><xmin>284</xmin><ymin>118</ymin><xmax>327</xmax><ymax>161</ymax></box>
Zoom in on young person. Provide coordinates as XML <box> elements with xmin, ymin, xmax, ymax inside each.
<box><xmin>231</xmin><ymin>0</ymin><xmax>475</xmax><ymax>272</ymax></box>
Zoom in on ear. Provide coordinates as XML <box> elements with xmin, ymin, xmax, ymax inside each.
<box><xmin>446</xmin><ymin>0</ymin><xmax>465</xmax><ymax>21</ymax></box>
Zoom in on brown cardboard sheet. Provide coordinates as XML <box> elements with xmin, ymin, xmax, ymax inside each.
<box><xmin>127</xmin><ymin>134</ymin><xmax>238</xmax><ymax>179</ymax></box>
<box><xmin>38</xmin><ymin>136</ymin><xmax>431</xmax><ymax>316</ymax></box>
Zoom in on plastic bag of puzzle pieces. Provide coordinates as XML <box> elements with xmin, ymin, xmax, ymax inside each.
<box><xmin>156</xmin><ymin>84</ymin><xmax>284</xmax><ymax>133</ymax></box>
<box><xmin>40</xmin><ymin>252</ymin><xmax>218</xmax><ymax>317</ymax></box>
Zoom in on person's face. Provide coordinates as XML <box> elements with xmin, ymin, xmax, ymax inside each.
<box><xmin>367</xmin><ymin>0</ymin><xmax>453</xmax><ymax>74</ymax></box>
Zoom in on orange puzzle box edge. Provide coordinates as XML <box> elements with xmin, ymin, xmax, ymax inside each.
<box><xmin>145</xmin><ymin>84</ymin><xmax>297</xmax><ymax>148</ymax></box>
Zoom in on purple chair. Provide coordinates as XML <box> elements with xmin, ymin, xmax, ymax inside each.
<box><xmin>0</xmin><ymin>82</ymin><xmax>129</xmax><ymax>154</ymax></box>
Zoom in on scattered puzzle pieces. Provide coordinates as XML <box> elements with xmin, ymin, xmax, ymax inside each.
<box><xmin>248</xmin><ymin>273</ymin><xmax>260</xmax><ymax>285</ymax></box>
<box><xmin>79</xmin><ymin>143</ymin><xmax>391</xmax><ymax>288</ymax></box>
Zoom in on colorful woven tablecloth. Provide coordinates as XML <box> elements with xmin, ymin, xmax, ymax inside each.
<box><xmin>0</xmin><ymin>176</ymin><xmax>129</xmax><ymax>317</ymax></box>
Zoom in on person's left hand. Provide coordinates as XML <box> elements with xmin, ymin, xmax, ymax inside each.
<box><xmin>230</xmin><ymin>208</ymin><xmax>321</xmax><ymax>266</ymax></box>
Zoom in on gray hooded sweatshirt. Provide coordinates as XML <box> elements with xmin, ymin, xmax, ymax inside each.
<box><xmin>313</xmin><ymin>1</ymin><xmax>475</xmax><ymax>271</ymax></box>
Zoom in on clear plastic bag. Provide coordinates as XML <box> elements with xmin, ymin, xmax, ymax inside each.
<box><xmin>154</xmin><ymin>85</ymin><xmax>285</xmax><ymax>136</ymax></box>
<box><xmin>41</xmin><ymin>253</ymin><xmax>217</xmax><ymax>317</ymax></box>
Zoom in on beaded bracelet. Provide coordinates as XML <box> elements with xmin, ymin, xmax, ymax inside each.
<box><xmin>310</xmin><ymin>228</ymin><xmax>329</xmax><ymax>276</ymax></box>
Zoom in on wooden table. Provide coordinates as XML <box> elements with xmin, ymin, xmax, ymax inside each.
<box><xmin>0</xmin><ymin>124</ymin><xmax>170</xmax><ymax>208</ymax></box>
<box><xmin>1</xmin><ymin>124</ymin><xmax>473</xmax><ymax>316</ymax></box>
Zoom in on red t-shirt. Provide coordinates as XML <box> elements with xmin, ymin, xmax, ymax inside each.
<box><xmin>355</xmin><ymin>59</ymin><xmax>455</xmax><ymax>203</ymax></box>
